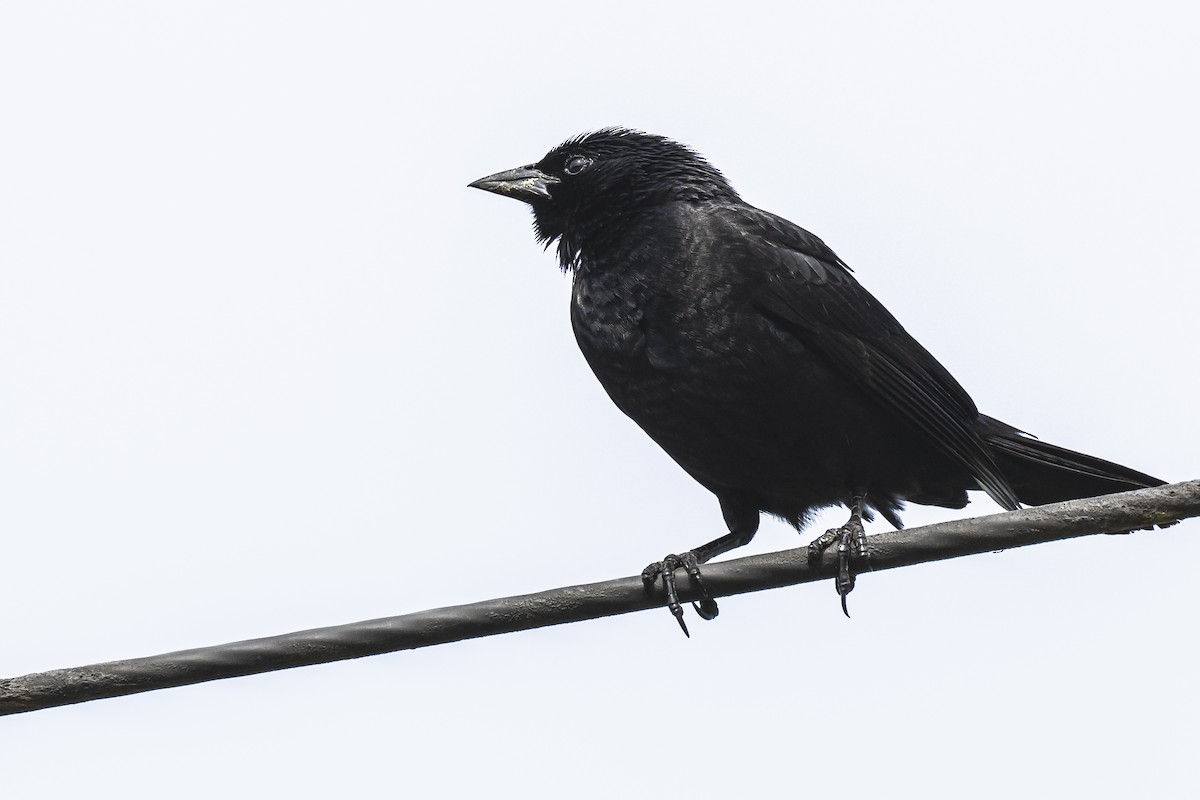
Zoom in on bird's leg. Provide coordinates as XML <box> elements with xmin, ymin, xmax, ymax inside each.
<box><xmin>643</xmin><ymin>516</ymin><xmax>759</xmax><ymax>637</ymax></box>
<box><xmin>807</xmin><ymin>492</ymin><xmax>868</xmax><ymax>618</ymax></box>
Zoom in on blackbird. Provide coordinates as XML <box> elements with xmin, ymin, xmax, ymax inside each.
<box><xmin>470</xmin><ymin>129</ymin><xmax>1163</xmax><ymax>634</ymax></box>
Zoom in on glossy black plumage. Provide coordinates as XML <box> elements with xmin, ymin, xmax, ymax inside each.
<box><xmin>471</xmin><ymin>129</ymin><xmax>1164</xmax><ymax>627</ymax></box>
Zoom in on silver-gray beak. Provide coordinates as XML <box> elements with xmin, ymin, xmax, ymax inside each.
<box><xmin>469</xmin><ymin>165</ymin><xmax>560</xmax><ymax>203</ymax></box>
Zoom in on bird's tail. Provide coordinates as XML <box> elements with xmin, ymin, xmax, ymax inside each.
<box><xmin>978</xmin><ymin>415</ymin><xmax>1165</xmax><ymax>506</ymax></box>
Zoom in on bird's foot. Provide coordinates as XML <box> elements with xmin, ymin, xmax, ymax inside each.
<box><xmin>641</xmin><ymin>552</ymin><xmax>718</xmax><ymax>637</ymax></box>
<box><xmin>807</xmin><ymin>518</ymin><xmax>868</xmax><ymax>618</ymax></box>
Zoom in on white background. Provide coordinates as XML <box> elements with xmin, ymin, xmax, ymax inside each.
<box><xmin>2</xmin><ymin>2</ymin><xmax>1198</xmax><ymax>797</ymax></box>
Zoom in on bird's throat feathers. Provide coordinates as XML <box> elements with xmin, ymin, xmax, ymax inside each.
<box><xmin>534</xmin><ymin>205</ymin><xmax>643</xmax><ymax>273</ymax></box>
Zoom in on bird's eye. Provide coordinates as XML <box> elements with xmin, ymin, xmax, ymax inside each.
<box><xmin>564</xmin><ymin>156</ymin><xmax>593</xmax><ymax>176</ymax></box>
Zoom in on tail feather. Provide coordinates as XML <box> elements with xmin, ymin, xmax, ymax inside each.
<box><xmin>978</xmin><ymin>415</ymin><xmax>1164</xmax><ymax>507</ymax></box>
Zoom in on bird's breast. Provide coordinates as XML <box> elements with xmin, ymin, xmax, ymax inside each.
<box><xmin>570</xmin><ymin>269</ymin><xmax>648</xmax><ymax>360</ymax></box>
<box><xmin>567</xmin><ymin>257</ymin><xmax>883</xmax><ymax>504</ymax></box>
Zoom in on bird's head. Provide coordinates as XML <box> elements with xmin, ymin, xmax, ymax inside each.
<box><xmin>469</xmin><ymin>128</ymin><xmax>737</xmax><ymax>270</ymax></box>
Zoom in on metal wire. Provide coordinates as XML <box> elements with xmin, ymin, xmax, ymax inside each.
<box><xmin>3</xmin><ymin>479</ymin><xmax>1198</xmax><ymax>716</ymax></box>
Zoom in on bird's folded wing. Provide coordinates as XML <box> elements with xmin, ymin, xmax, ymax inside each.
<box><xmin>723</xmin><ymin>205</ymin><xmax>1020</xmax><ymax>510</ymax></box>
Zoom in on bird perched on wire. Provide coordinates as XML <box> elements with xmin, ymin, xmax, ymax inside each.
<box><xmin>469</xmin><ymin>128</ymin><xmax>1164</xmax><ymax>635</ymax></box>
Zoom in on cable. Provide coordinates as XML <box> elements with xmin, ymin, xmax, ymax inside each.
<box><xmin>2</xmin><ymin>479</ymin><xmax>1197</xmax><ymax>716</ymax></box>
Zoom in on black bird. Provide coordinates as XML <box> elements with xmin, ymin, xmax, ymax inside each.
<box><xmin>470</xmin><ymin>129</ymin><xmax>1164</xmax><ymax>634</ymax></box>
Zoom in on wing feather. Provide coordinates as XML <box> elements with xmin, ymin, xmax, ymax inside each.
<box><xmin>722</xmin><ymin>205</ymin><xmax>1020</xmax><ymax>510</ymax></box>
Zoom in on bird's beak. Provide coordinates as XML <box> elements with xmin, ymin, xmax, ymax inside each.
<box><xmin>469</xmin><ymin>165</ymin><xmax>560</xmax><ymax>203</ymax></box>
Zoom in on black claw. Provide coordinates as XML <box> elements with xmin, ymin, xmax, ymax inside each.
<box><xmin>809</xmin><ymin>509</ymin><xmax>868</xmax><ymax>616</ymax></box>
<box><xmin>641</xmin><ymin>551</ymin><xmax>718</xmax><ymax>634</ymax></box>
<box><xmin>661</xmin><ymin>557</ymin><xmax>683</xmax><ymax>626</ymax></box>
<box><xmin>679</xmin><ymin>552</ymin><xmax>718</xmax><ymax>620</ymax></box>
<box><xmin>641</xmin><ymin>564</ymin><xmax>660</xmax><ymax>592</ymax></box>
<box><xmin>837</xmin><ymin>534</ymin><xmax>857</xmax><ymax>604</ymax></box>
<box><xmin>693</xmin><ymin>598</ymin><xmax>719</xmax><ymax>620</ymax></box>
<box><xmin>836</xmin><ymin>521</ymin><xmax>861</xmax><ymax>614</ymax></box>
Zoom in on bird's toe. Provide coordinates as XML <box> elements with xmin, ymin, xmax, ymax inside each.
<box><xmin>642</xmin><ymin>551</ymin><xmax>718</xmax><ymax>634</ymax></box>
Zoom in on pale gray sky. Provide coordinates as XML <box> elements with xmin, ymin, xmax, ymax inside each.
<box><xmin>2</xmin><ymin>2</ymin><xmax>1198</xmax><ymax>798</ymax></box>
